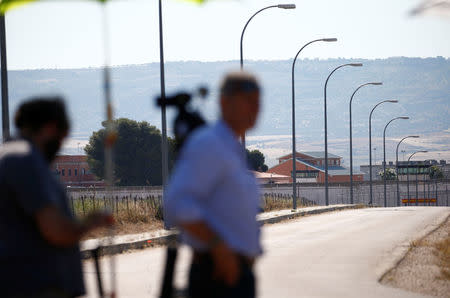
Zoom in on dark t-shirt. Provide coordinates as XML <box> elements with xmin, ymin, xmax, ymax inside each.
<box><xmin>0</xmin><ymin>139</ymin><xmax>84</xmax><ymax>296</ymax></box>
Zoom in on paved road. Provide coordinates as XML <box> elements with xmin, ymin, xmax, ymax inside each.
<box><xmin>83</xmin><ymin>207</ymin><xmax>449</xmax><ymax>297</ymax></box>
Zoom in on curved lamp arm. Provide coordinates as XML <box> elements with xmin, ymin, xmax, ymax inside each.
<box><xmin>240</xmin><ymin>4</ymin><xmax>296</xmax><ymax>69</ymax></box>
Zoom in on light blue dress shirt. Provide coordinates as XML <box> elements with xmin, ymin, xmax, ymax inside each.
<box><xmin>164</xmin><ymin>120</ymin><xmax>262</xmax><ymax>257</ymax></box>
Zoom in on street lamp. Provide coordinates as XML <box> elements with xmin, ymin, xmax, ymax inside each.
<box><xmin>291</xmin><ymin>37</ymin><xmax>337</xmax><ymax>210</ymax></box>
<box><xmin>382</xmin><ymin>116</ymin><xmax>409</xmax><ymax>207</ymax></box>
<box><xmin>240</xmin><ymin>3</ymin><xmax>296</xmax><ymax>147</ymax></box>
<box><xmin>349</xmin><ymin>82</ymin><xmax>382</xmax><ymax>204</ymax></box>
<box><xmin>396</xmin><ymin>135</ymin><xmax>419</xmax><ymax>206</ymax></box>
<box><xmin>368</xmin><ymin>99</ymin><xmax>398</xmax><ymax>205</ymax></box>
<box><xmin>324</xmin><ymin>63</ymin><xmax>362</xmax><ymax>206</ymax></box>
<box><xmin>0</xmin><ymin>15</ymin><xmax>9</xmax><ymax>142</ymax></box>
<box><xmin>407</xmin><ymin>150</ymin><xmax>428</xmax><ymax>206</ymax></box>
<box><xmin>158</xmin><ymin>0</ymin><xmax>169</xmax><ymax>189</ymax></box>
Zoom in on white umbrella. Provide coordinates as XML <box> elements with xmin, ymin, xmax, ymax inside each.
<box><xmin>410</xmin><ymin>0</ymin><xmax>450</xmax><ymax>18</ymax></box>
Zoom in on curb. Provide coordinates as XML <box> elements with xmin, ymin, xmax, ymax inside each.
<box><xmin>81</xmin><ymin>204</ymin><xmax>362</xmax><ymax>259</ymax></box>
<box><xmin>81</xmin><ymin>232</ymin><xmax>178</xmax><ymax>259</ymax></box>
<box><xmin>258</xmin><ymin>205</ymin><xmax>361</xmax><ymax>225</ymax></box>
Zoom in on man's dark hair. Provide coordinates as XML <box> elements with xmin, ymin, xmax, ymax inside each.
<box><xmin>14</xmin><ymin>97</ymin><xmax>70</xmax><ymax>133</ymax></box>
<box><xmin>220</xmin><ymin>71</ymin><xmax>260</xmax><ymax>97</ymax></box>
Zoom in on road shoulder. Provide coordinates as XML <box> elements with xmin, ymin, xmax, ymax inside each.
<box><xmin>380</xmin><ymin>212</ymin><xmax>450</xmax><ymax>297</ymax></box>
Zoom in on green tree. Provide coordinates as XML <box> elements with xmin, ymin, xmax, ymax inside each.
<box><xmin>246</xmin><ymin>149</ymin><xmax>268</xmax><ymax>172</ymax></box>
<box><xmin>429</xmin><ymin>165</ymin><xmax>444</xmax><ymax>179</ymax></box>
<box><xmin>85</xmin><ymin>118</ymin><xmax>176</xmax><ymax>186</ymax></box>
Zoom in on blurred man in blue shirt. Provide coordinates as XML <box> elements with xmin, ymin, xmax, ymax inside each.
<box><xmin>165</xmin><ymin>72</ymin><xmax>262</xmax><ymax>298</ymax></box>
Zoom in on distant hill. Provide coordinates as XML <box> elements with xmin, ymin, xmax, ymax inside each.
<box><xmin>3</xmin><ymin>57</ymin><xmax>449</xmax><ymax>166</ymax></box>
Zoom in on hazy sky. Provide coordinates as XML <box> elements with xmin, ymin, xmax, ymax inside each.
<box><xmin>5</xmin><ymin>0</ymin><xmax>450</xmax><ymax>70</ymax></box>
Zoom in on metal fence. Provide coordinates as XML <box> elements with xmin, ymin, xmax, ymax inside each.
<box><xmin>68</xmin><ymin>192</ymin><xmax>315</xmax><ymax>220</ymax></box>
<box><xmin>67</xmin><ymin>179</ymin><xmax>449</xmax><ymax>219</ymax></box>
<box><xmin>67</xmin><ymin>186</ymin><xmax>163</xmax><ymax>200</ymax></box>
<box><xmin>69</xmin><ymin>194</ymin><xmax>163</xmax><ymax>221</ymax></box>
<box><xmin>261</xmin><ymin>179</ymin><xmax>450</xmax><ymax>207</ymax></box>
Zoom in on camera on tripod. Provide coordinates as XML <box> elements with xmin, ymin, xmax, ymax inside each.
<box><xmin>156</xmin><ymin>86</ymin><xmax>209</xmax><ymax>150</ymax></box>
<box><xmin>156</xmin><ymin>86</ymin><xmax>209</xmax><ymax>298</ymax></box>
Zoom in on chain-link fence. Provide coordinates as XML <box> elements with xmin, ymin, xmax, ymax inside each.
<box><xmin>260</xmin><ymin>179</ymin><xmax>450</xmax><ymax>207</ymax></box>
<box><xmin>67</xmin><ymin>179</ymin><xmax>449</xmax><ymax>223</ymax></box>
<box><xmin>69</xmin><ymin>194</ymin><xmax>163</xmax><ymax>223</ymax></box>
<box><xmin>68</xmin><ymin>192</ymin><xmax>320</xmax><ymax>223</ymax></box>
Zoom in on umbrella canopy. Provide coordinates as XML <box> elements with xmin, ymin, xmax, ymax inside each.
<box><xmin>0</xmin><ymin>0</ymin><xmax>209</xmax><ymax>14</ymax></box>
<box><xmin>0</xmin><ymin>0</ymin><xmax>35</xmax><ymax>14</ymax></box>
<box><xmin>411</xmin><ymin>0</ymin><xmax>450</xmax><ymax>18</ymax></box>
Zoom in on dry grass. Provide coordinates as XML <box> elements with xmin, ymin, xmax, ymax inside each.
<box><xmin>83</xmin><ymin>221</ymin><xmax>164</xmax><ymax>240</ymax></box>
<box><xmin>71</xmin><ymin>196</ymin><xmax>163</xmax><ymax>239</ymax></box>
<box><xmin>261</xmin><ymin>194</ymin><xmax>315</xmax><ymax>212</ymax></box>
<box><xmin>408</xmin><ymin>224</ymin><xmax>450</xmax><ymax>281</ymax></box>
<box><xmin>71</xmin><ymin>195</ymin><xmax>163</xmax><ymax>223</ymax></box>
<box><xmin>381</xmin><ymin>216</ymin><xmax>450</xmax><ymax>297</ymax></box>
<box><xmin>75</xmin><ymin>193</ymin><xmax>317</xmax><ymax>239</ymax></box>
<box><xmin>434</xmin><ymin>234</ymin><xmax>450</xmax><ymax>280</ymax></box>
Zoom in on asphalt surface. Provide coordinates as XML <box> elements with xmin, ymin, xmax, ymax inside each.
<box><xmin>83</xmin><ymin>207</ymin><xmax>449</xmax><ymax>298</ymax></box>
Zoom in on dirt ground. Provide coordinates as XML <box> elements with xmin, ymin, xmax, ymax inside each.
<box><xmin>381</xmin><ymin>215</ymin><xmax>450</xmax><ymax>297</ymax></box>
<box><xmin>83</xmin><ymin>220</ymin><xmax>163</xmax><ymax>240</ymax></box>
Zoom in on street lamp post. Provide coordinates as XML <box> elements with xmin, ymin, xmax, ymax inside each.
<box><xmin>291</xmin><ymin>38</ymin><xmax>337</xmax><ymax>210</ymax></box>
<box><xmin>158</xmin><ymin>0</ymin><xmax>169</xmax><ymax>189</ymax></box>
<box><xmin>324</xmin><ymin>63</ymin><xmax>363</xmax><ymax>206</ymax></box>
<box><xmin>446</xmin><ymin>185</ymin><xmax>448</xmax><ymax>207</ymax></box>
<box><xmin>407</xmin><ymin>150</ymin><xmax>428</xmax><ymax>206</ymax></box>
<box><xmin>369</xmin><ymin>100</ymin><xmax>398</xmax><ymax>205</ymax></box>
<box><xmin>423</xmin><ymin>169</ymin><xmax>426</xmax><ymax>205</ymax></box>
<box><xmin>240</xmin><ymin>3</ymin><xmax>295</xmax><ymax>147</ymax></box>
<box><xmin>373</xmin><ymin>148</ymin><xmax>377</xmax><ymax>164</ymax></box>
<box><xmin>434</xmin><ymin>176</ymin><xmax>438</xmax><ymax>206</ymax></box>
<box><xmin>383</xmin><ymin>116</ymin><xmax>409</xmax><ymax>207</ymax></box>
<box><xmin>349</xmin><ymin>82</ymin><xmax>382</xmax><ymax>204</ymax></box>
<box><xmin>416</xmin><ymin>164</ymin><xmax>419</xmax><ymax>204</ymax></box>
<box><xmin>396</xmin><ymin>135</ymin><xmax>419</xmax><ymax>206</ymax></box>
<box><xmin>0</xmin><ymin>15</ymin><xmax>9</xmax><ymax>142</ymax></box>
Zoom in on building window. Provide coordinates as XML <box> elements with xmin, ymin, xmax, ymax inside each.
<box><xmin>82</xmin><ymin>168</ymin><xmax>85</xmax><ymax>175</ymax></box>
<box><xmin>401</xmin><ymin>167</ymin><xmax>427</xmax><ymax>175</ymax></box>
<box><xmin>296</xmin><ymin>170</ymin><xmax>319</xmax><ymax>178</ymax></box>
<box><xmin>62</xmin><ymin>169</ymin><xmax>65</xmax><ymax>176</ymax></box>
<box><xmin>68</xmin><ymin>169</ymin><xmax>71</xmax><ymax>176</ymax></box>
<box><xmin>75</xmin><ymin>169</ymin><xmax>78</xmax><ymax>176</ymax></box>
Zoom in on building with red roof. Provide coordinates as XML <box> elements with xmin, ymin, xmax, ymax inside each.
<box><xmin>267</xmin><ymin>151</ymin><xmax>364</xmax><ymax>183</ymax></box>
